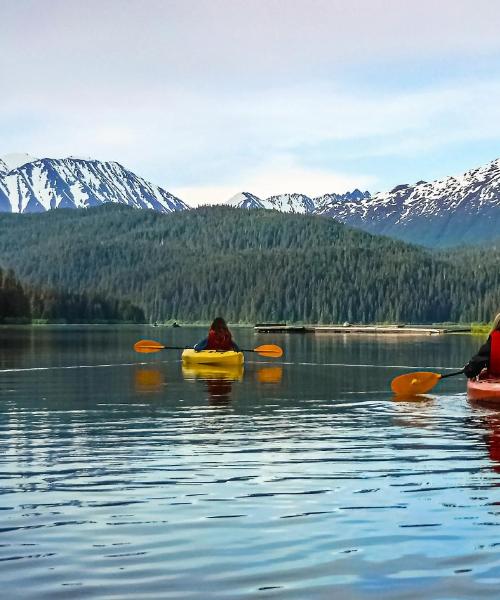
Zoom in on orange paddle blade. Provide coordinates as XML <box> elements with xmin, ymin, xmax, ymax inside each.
<box><xmin>254</xmin><ymin>344</ymin><xmax>283</xmax><ymax>358</ymax></box>
<box><xmin>134</xmin><ymin>339</ymin><xmax>166</xmax><ymax>353</ymax></box>
<box><xmin>391</xmin><ymin>371</ymin><xmax>441</xmax><ymax>395</ymax></box>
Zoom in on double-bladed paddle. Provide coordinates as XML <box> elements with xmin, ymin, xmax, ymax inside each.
<box><xmin>391</xmin><ymin>369</ymin><xmax>465</xmax><ymax>395</ymax></box>
<box><xmin>134</xmin><ymin>339</ymin><xmax>283</xmax><ymax>358</ymax></box>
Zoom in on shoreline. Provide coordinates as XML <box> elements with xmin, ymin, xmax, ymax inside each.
<box><xmin>0</xmin><ymin>321</ymin><xmax>484</xmax><ymax>335</ymax></box>
<box><xmin>254</xmin><ymin>323</ymin><xmax>473</xmax><ymax>335</ymax></box>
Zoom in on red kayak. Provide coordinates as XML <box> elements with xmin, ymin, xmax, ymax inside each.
<box><xmin>467</xmin><ymin>373</ymin><xmax>500</xmax><ymax>402</ymax></box>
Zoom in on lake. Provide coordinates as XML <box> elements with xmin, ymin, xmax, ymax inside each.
<box><xmin>1</xmin><ymin>325</ymin><xmax>500</xmax><ymax>599</ymax></box>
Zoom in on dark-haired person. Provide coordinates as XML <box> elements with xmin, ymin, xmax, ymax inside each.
<box><xmin>464</xmin><ymin>313</ymin><xmax>500</xmax><ymax>379</ymax></box>
<box><xmin>194</xmin><ymin>317</ymin><xmax>240</xmax><ymax>352</ymax></box>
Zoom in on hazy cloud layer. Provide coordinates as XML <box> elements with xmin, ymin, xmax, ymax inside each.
<box><xmin>1</xmin><ymin>0</ymin><xmax>500</xmax><ymax>204</ymax></box>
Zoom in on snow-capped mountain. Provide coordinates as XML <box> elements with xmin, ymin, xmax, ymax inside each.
<box><xmin>264</xmin><ymin>193</ymin><xmax>315</xmax><ymax>213</ymax></box>
<box><xmin>6</xmin><ymin>152</ymin><xmax>499</xmax><ymax>247</ymax></box>
<box><xmin>314</xmin><ymin>189</ymin><xmax>371</xmax><ymax>213</ymax></box>
<box><xmin>227</xmin><ymin>192</ymin><xmax>266</xmax><ymax>209</ymax></box>
<box><xmin>318</xmin><ymin>159</ymin><xmax>500</xmax><ymax>246</ymax></box>
<box><xmin>226</xmin><ymin>159</ymin><xmax>500</xmax><ymax>246</ymax></box>
<box><xmin>0</xmin><ymin>155</ymin><xmax>189</xmax><ymax>214</ymax></box>
<box><xmin>228</xmin><ymin>191</ymin><xmax>315</xmax><ymax>212</ymax></box>
<box><xmin>227</xmin><ymin>189</ymin><xmax>370</xmax><ymax>214</ymax></box>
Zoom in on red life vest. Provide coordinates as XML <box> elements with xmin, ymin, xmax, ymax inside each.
<box><xmin>206</xmin><ymin>328</ymin><xmax>233</xmax><ymax>351</ymax></box>
<box><xmin>489</xmin><ymin>331</ymin><xmax>500</xmax><ymax>376</ymax></box>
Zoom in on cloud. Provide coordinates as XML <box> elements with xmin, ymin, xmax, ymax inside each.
<box><xmin>2</xmin><ymin>0</ymin><xmax>500</xmax><ymax>86</ymax></box>
<box><xmin>1</xmin><ymin>1</ymin><xmax>500</xmax><ymax>200</ymax></box>
<box><xmin>2</xmin><ymin>77</ymin><xmax>500</xmax><ymax>199</ymax></box>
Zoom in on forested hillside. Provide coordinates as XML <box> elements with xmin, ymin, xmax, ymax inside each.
<box><xmin>0</xmin><ymin>204</ymin><xmax>497</xmax><ymax>324</ymax></box>
<box><xmin>0</xmin><ymin>265</ymin><xmax>144</xmax><ymax>323</ymax></box>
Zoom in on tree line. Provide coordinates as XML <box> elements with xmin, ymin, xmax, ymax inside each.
<box><xmin>0</xmin><ymin>203</ymin><xmax>497</xmax><ymax>324</ymax></box>
<box><xmin>0</xmin><ymin>265</ymin><xmax>144</xmax><ymax>323</ymax></box>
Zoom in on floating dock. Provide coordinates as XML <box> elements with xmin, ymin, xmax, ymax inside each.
<box><xmin>313</xmin><ymin>325</ymin><xmax>471</xmax><ymax>335</ymax></box>
<box><xmin>254</xmin><ymin>324</ymin><xmax>309</xmax><ymax>333</ymax></box>
<box><xmin>254</xmin><ymin>323</ymin><xmax>471</xmax><ymax>335</ymax></box>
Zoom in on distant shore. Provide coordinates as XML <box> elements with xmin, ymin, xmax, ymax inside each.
<box><xmin>0</xmin><ymin>321</ymin><xmax>489</xmax><ymax>334</ymax></box>
<box><xmin>254</xmin><ymin>323</ymin><xmax>473</xmax><ymax>335</ymax></box>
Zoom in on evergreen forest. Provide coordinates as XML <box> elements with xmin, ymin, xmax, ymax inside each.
<box><xmin>0</xmin><ymin>204</ymin><xmax>497</xmax><ymax>324</ymax></box>
<box><xmin>0</xmin><ymin>265</ymin><xmax>144</xmax><ymax>324</ymax></box>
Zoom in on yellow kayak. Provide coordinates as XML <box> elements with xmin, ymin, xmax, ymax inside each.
<box><xmin>181</xmin><ymin>349</ymin><xmax>244</xmax><ymax>366</ymax></box>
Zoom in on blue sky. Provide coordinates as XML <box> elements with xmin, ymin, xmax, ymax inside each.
<box><xmin>1</xmin><ymin>0</ymin><xmax>500</xmax><ymax>205</ymax></box>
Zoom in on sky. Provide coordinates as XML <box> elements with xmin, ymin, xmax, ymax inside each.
<box><xmin>1</xmin><ymin>0</ymin><xmax>500</xmax><ymax>205</ymax></box>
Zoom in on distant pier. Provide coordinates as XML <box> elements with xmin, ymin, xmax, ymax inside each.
<box><xmin>254</xmin><ymin>324</ymin><xmax>308</xmax><ymax>333</ymax></box>
<box><xmin>254</xmin><ymin>323</ymin><xmax>471</xmax><ymax>335</ymax></box>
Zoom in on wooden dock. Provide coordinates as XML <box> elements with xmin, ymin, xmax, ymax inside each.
<box><xmin>313</xmin><ymin>325</ymin><xmax>460</xmax><ymax>335</ymax></box>
<box><xmin>254</xmin><ymin>324</ymin><xmax>309</xmax><ymax>333</ymax></box>
<box><xmin>255</xmin><ymin>323</ymin><xmax>471</xmax><ymax>335</ymax></box>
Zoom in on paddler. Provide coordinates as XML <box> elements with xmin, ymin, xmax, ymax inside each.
<box><xmin>194</xmin><ymin>317</ymin><xmax>240</xmax><ymax>352</ymax></box>
<box><xmin>464</xmin><ymin>313</ymin><xmax>500</xmax><ymax>379</ymax></box>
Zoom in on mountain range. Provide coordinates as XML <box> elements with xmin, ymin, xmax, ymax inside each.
<box><xmin>226</xmin><ymin>190</ymin><xmax>370</xmax><ymax>213</ymax></box>
<box><xmin>1</xmin><ymin>153</ymin><xmax>500</xmax><ymax>246</ymax></box>
<box><xmin>227</xmin><ymin>159</ymin><xmax>500</xmax><ymax>247</ymax></box>
<box><xmin>317</xmin><ymin>159</ymin><xmax>500</xmax><ymax>247</ymax></box>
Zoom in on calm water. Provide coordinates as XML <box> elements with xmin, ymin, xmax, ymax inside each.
<box><xmin>1</xmin><ymin>326</ymin><xmax>500</xmax><ymax>599</ymax></box>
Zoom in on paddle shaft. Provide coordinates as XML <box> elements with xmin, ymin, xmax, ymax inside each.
<box><xmin>145</xmin><ymin>345</ymin><xmax>263</xmax><ymax>353</ymax></box>
<box><xmin>167</xmin><ymin>346</ymin><xmax>190</xmax><ymax>351</ymax></box>
<box><xmin>440</xmin><ymin>369</ymin><xmax>465</xmax><ymax>379</ymax></box>
<box><xmin>134</xmin><ymin>339</ymin><xmax>282</xmax><ymax>358</ymax></box>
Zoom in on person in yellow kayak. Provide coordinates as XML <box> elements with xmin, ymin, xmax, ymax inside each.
<box><xmin>464</xmin><ymin>313</ymin><xmax>500</xmax><ymax>379</ymax></box>
<box><xmin>194</xmin><ymin>317</ymin><xmax>240</xmax><ymax>352</ymax></box>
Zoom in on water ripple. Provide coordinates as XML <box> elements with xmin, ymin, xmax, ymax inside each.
<box><xmin>1</xmin><ymin>330</ymin><xmax>500</xmax><ymax>598</ymax></box>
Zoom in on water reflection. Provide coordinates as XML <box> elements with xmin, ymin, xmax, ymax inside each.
<box><xmin>181</xmin><ymin>364</ymin><xmax>285</xmax><ymax>405</ymax></box>
<box><xmin>182</xmin><ymin>364</ymin><xmax>244</xmax><ymax>405</ymax></box>
<box><xmin>392</xmin><ymin>393</ymin><xmax>434</xmax><ymax>403</ymax></box>
<box><xmin>256</xmin><ymin>365</ymin><xmax>283</xmax><ymax>384</ymax></box>
<box><xmin>0</xmin><ymin>327</ymin><xmax>32</xmax><ymax>369</ymax></box>
<box><xmin>484</xmin><ymin>415</ymin><xmax>500</xmax><ymax>474</ymax></box>
<box><xmin>134</xmin><ymin>368</ymin><xmax>165</xmax><ymax>393</ymax></box>
<box><xmin>391</xmin><ymin>395</ymin><xmax>436</xmax><ymax>430</ymax></box>
<box><xmin>181</xmin><ymin>364</ymin><xmax>244</xmax><ymax>382</ymax></box>
<box><xmin>3</xmin><ymin>327</ymin><xmax>500</xmax><ymax>600</ymax></box>
<box><xmin>205</xmin><ymin>379</ymin><xmax>233</xmax><ymax>406</ymax></box>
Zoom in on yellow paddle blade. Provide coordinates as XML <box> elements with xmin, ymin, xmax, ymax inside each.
<box><xmin>254</xmin><ymin>344</ymin><xmax>283</xmax><ymax>358</ymax></box>
<box><xmin>133</xmin><ymin>339</ymin><xmax>166</xmax><ymax>353</ymax></box>
<box><xmin>391</xmin><ymin>371</ymin><xmax>441</xmax><ymax>395</ymax></box>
